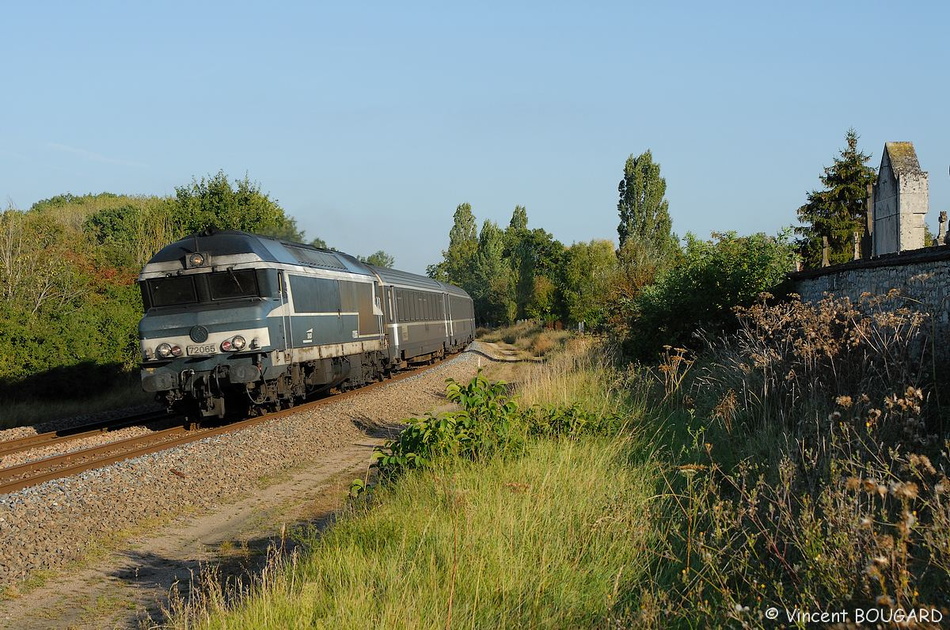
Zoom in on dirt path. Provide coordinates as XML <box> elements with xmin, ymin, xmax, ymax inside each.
<box><xmin>0</xmin><ymin>438</ymin><xmax>382</xmax><ymax>629</ymax></box>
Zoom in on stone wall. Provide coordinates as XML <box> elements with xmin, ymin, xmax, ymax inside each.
<box><xmin>792</xmin><ymin>246</ymin><xmax>950</xmax><ymax>330</ymax></box>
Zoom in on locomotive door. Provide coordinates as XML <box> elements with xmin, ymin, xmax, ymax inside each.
<box><xmin>277</xmin><ymin>271</ymin><xmax>293</xmax><ymax>346</ymax></box>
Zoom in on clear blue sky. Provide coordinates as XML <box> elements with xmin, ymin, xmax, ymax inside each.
<box><xmin>2</xmin><ymin>1</ymin><xmax>947</xmax><ymax>273</ymax></box>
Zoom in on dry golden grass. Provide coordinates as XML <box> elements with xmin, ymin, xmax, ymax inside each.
<box><xmin>628</xmin><ymin>292</ymin><xmax>950</xmax><ymax>627</ymax></box>
<box><xmin>479</xmin><ymin>322</ymin><xmax>573</xmax><ymax>359</ymax></box>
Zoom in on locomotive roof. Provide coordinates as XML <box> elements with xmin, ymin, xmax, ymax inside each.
<box><xmin>140</xmin><ymin>230</ymin><xmax>471</xmax><ymax>298</ymax></box>
<box><xmin>141</xmin><ymin>230</ymin><xmax>371</xmax><ymax>277</ymax></box>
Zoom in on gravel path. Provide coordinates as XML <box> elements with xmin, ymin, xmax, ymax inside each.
<box><xmin>0</xmin><ymin>350</ymin><xmax>482</xmax><ymax>589</ymax></box>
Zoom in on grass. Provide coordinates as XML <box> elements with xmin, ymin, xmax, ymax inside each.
<box><xmin>0</xmin><ymin>569</ymin><xmax>57</xmax><ymax>600</ymax></box>
<box><xmin>621</xmin><ymin>293</ymin><xmax>950</xmax><ymax>627</ymax></box>
<box><xmin>165</xmin><ymin>326</ymin><xmax>666</xmax><ymax>629</ymax></box>
<box><xmin>154</xmin><ymin>302</ymin><xmax>950</xmax><ymax>627</ymax></box>
<box><xmin>173</xmin><ymin>439</ymin><xmax>657</xmax><ymax>629</ymax></box>
<box><xmin>478</xmin><ymin>321</ymin><xmax>573</xmax><ymax>359</ymax></box>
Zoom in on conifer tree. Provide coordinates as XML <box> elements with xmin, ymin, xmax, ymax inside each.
<box><xmin>795</xmin><ymin>129</ymin><xmax>876</xmax><ymax>268</ymax></box>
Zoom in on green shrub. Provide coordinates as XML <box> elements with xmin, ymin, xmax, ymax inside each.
<box><xmin>373</xmin><ymin>372</ymin><xmax>521</xmax><ymax>478</ymax></box>
<box><xmin>373</xmin><ymin>372</ymin><xmax>628</xmax><ymax>480</ymax></box>
<box><xmin>622</xmin><ymin>231</ymin><xmax>796</xmax><ymax>361</ymax></box>
<box><xmin>524</xmin><ymin>403</ymin><xmax>625</xmax><ymax>438</ymax></box>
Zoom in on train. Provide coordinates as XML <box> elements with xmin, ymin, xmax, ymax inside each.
<box><xmin>137</xmin><ymin>228</ymin><xmax>475</xmax><ymax>419</ymax></box>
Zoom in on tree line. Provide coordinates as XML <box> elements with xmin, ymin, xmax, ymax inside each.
<box><xmin>423</xmin><ymin>130</ymin><xmax>885</xmax><ymax>358</ymax></box>
<box><xmin>426</xmin><ymin>151</ymin><xmax>797</xmax><ymax>359</ymax></box>
<box><xmin>0</xmin><ymin>133</ymin><xmax>870</xmax><ymax>398</ymax></box>
<box><xmin>0</xmin><ymin>171</ymin><xmax>375</xmax><ymax>398</ymax></box>
<box><xmin>425</xmin><ymin>202</ymin><xmax>617</xmax><ymax>329</ymax></box>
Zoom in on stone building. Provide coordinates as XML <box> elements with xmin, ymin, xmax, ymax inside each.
<box><xmin>869</xmin><ymin>142</ymin><xmax>929</xmax><ymax>256</ymax></box>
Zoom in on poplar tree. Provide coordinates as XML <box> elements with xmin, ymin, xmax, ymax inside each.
<box><xmin>472</xmin><ymin>220</ymin><xmax>516</xmax><ymax>325</ymax></box>
<box><xmin>795</xmin><ymin>129</ymin><xmax>876</xmax><ymax>268</ymax></box>
<box><xmin>508</xmin><ymin>205</ymin><xmax>528</xmax><ymax>231</ymax></box>
<box><xmin>617</xmin><ymin>150</ymin><xmax>676</xmax><ymax>263</ymax></box>
<box><xmin>427</xmin><ymin>203</ymin><xmax>478</xmax><ymax>288</ymax></box>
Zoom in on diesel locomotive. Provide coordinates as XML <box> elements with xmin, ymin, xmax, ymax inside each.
<box><xmin>137</xmin><ymin>229</ymin><xmax>475</xmax><ymax>419</ymax></box>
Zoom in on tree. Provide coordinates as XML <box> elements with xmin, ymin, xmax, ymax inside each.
<box><xmin>561</xmin><ymin>239</ymin><xmax>617</xmax><ymax>328</ymax></box>
<box><xmin>358</xmin><ymin>250</ymin><xmax>395</xmax><ymax>268</ymax></box>
<box><xmin>499</xmin><ymin>206</ymin><xmax>566</xmax><ymax>320</ymax></box>
<box><xmin>170</xmin><ymin>171</ymin><xmax>303</xmax><ymax>240</ymax></box>
<box><xmin>617</xmin><ymin>150</ymin><xmax>677</xmax><ymax>263</ymax></box>
<box><xmin>428</xmin><ymin>203</ymin><xmax>478</xmax><ymax>288</ymax></box>
<box><xmin>471</xmin><ymin>220</ymin><xmax>516</xmax><ymax>325</ymax></box>
<box><xmin>624</xmin><ymin>231</ymin><xmax>797</xmax><ymax>359</ymax></box>
<box><xmin>83</xmin><ymin>200</ymin><xmax>174</xmax><ymax>267</ymax></box>
<box><xmin>515</xmin><ymin>229</ymin><xmax>565</xmax><ymax>321</ymax></box>
<box><xmin>508</xmin><ymin>205</ymin><xmax>528</xmax><ymax>231</ymax></box>
<box><xmin>795</xmin><ymin>129</ymin><xmax>876</xmax><ymax>268</ymax></box>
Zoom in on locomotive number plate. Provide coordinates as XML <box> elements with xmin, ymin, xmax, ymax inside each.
<box><xmin>186</xmin><ymin>344</ymin><xmax>217</xmax><ymax>356</ymax></box>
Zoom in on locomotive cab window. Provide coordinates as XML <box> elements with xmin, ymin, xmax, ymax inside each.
<box><xmin>147</xmin><ymin>276</ymin><xmax>198</xmax><ymax>307</ymax></box>
<box><xmin>208</xmin><ymin>269</ymin><xmax>260</xmax><ymax>301</ymax></box>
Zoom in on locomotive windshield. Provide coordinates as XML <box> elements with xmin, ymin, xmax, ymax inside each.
<box><xmin>144</xmin><ymin>269</ymin><xmax>264</xmax><ymax>309</ymax></box>
<box><xmin>149</xmin><ymin>276</ymin><xmax>198</xmax><ymax>307</ymax></box>
<box><xmin>208</xmin><ymin>269</ymin><xmax>259</xmax><ymax>300</ymax></box>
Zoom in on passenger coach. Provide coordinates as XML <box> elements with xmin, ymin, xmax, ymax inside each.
<box><xmin>138</xmin><ymin>229</ymin><xmax>474</xmax><ymax>418</ymax></box>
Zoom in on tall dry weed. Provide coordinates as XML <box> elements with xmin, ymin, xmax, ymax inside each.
<box><xmin>694</xmin><ymin>292</ymin><xmax>932</xmax><ymax>438</ymax></box>
<box><xmin>631</xmin><ymin>291</ymin><xmax>950</xmax><ymax>627</ymax></box>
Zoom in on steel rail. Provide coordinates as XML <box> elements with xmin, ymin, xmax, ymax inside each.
<box><xmin>0</xmin><ymin>354</ymin><xmax>460</xmax><ymax>495</ymax></box>
<box><xmin>0</xmin><ymin>409</ymin><xmax>170</xmax><ymax>458</ymax></box>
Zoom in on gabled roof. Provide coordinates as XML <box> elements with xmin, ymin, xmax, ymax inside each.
<box><xmin>884</xmin><ymin>142</ymin><xmax>923</xmax><ymax>176</ymax></box>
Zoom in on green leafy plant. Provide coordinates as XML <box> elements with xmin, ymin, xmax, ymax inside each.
<box><xmin>373</xmin><ymin>372</ymin><xmax>522</xmax><ymax>479</ymax></box>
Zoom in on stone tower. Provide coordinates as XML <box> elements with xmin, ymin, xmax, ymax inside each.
<box><xmin>871</xmin><ymin>142</ymin><xmax>928</xmax><ymax>256</ymax></box>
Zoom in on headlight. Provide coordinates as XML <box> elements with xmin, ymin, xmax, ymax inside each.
<box><xmin>221</xmin><ymin>335</ymin><xmax>247</xmax><ymax>352</ymax></box>
<box><xmin>156</xmin><ymin>343</ymin><xmax>172</xmax><ymax>358</ymax></box>
<box><xmin>170</xmin><ymin>345</ymin><xmax>183</xmax><ymax>357</ymax></box>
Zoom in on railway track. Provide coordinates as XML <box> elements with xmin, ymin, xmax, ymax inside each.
<box><xmin>0</xmin><ymin>409</ymin><xmax>172</xmax><ymax>459</ymax></box>
<box><xmin>0</xmin><ymin>359</ymin><xmax>448</xmax><ymax>496</ymax></box>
